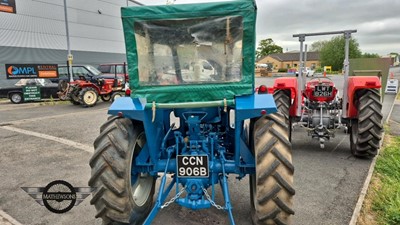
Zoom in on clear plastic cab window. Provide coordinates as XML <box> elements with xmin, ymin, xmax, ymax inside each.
<box><xmin>134</xmin><ymin>16</ymin><xmax>243</xmax><ymax>86</ymax></box>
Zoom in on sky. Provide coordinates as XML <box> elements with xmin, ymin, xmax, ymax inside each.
<box><xmin>139</xmin><ymin>0</ymin><xmax>400</xmax><ymax>56</ymax></box>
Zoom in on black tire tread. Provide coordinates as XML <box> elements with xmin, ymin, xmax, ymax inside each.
<box><xmin>273</xmin><ymin>89</ymin><xmax>292</xmax><ymax>142</ymax></box>
<box><xmin>89</xmin><ymin>117</ymin><xmax>154</xmax><ymax>224</ymax></box>
<box><xmin>101</xmin><ymin>94</ymin><xmax>112</xmax><ymax>102</ymax></box>
<box><xmin>251</xmin><ymin>90</ymin><xmax>294</xmax><ymax>225</ymax></box>
<box><xmin>68</xmin><ymin>86</ymin><xmax>81</xmax><ymax>105</ymax></box>
<box><xmin>352</xmin><ymin>89</ymin><xmax>383</xmax><ymax>157</ymax></box>
<box><xmin>273</xmin><ymin>90</ymin><xmax>291</xmax><ymax>119</ymax></box>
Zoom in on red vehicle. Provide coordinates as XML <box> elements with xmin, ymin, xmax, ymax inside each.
<box><xmin>58</xmin><ymin>76</ymin><xmax>124</xmax><ymax>107</ymax></box>
<box><xmin>259</xmin><ymin>30</ymin><xmax>383</xmax><ymax>158</ymax></box>
<box><xmin>97</xmin><ymin>63</ymin><xmax>129</xmax><ymax>89</ymax></box>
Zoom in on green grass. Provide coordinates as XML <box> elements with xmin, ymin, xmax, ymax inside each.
<box><xmin>371</xmin><ymin>136</ymin><xmax>400</xmax><ymax>225</ymax></box>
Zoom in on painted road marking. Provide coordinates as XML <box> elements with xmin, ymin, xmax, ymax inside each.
<box><xmin>0</xmin><ymin>107</ymin><xmax>106</xmax><ymax>126</ymax></box>
<box><xmin>0</xmin><ymin>126</ymin><xmax>93</xmax><ymax>153</ymax></box>
<box><xmin>330</xmin><ymin>135</ymin><xmax>347</xmax><ymax>154</ymax></box>
<box><xmin>0</xmin><ymin>104</ymin><xmax>40</xmax><ymax>112</ymax></box>
<box><xmin>0</xmin><ymin>209</ymin><xmax>23</xmax><ymax>225</ymax></box>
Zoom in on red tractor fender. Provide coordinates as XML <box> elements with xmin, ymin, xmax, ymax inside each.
<box><xmin>273</xmin><ymin>77</ymin><xmax>298</xmax><ymax>117</ymax></box>
<box><xmin>347</xmin><ymin>76</ymin><xmax>381</xmax><ymax>118</ymax></box>
<box><xmin>75</xmin><ymin>81</ymin><xmax>102</xmax><ymax>94</ymax></box>
<box><xmin>101</xmin><ymin>79</ymin><xmax>115</xmax><ymax>94</ymax></box>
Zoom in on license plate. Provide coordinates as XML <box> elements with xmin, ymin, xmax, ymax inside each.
<box><xmin>177</xmin><ymin>155</ymin><xmax>209</xmax><ymax>178</ymax></box>
<box><xmin>314</xmin><ymin>85</ymin><xmax>333</xmax><ymax>97</ymax></box>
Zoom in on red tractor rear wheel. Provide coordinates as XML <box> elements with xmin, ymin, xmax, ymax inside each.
<box><xmin>273</xmin><ymin>89</ymin><xmax>292</xmax><ymax>141</ymax></box>
<box><xmin>350</xmin><ymin>89</ymin><xmax>383</xmax><ymax>157</ymax></box>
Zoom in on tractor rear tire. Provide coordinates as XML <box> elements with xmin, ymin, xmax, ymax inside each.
<box><xmin>89</xmin><ymin>117</ymin><xmax>155</xmax><ymax>224</ymax></box>
<box><xmin>58</xmin><ymin>80</ymin><xmax>68</xmax><ymax>92</ymax></box>
<box><xmin>250</xmin><ymin>105</ymin><xmax>294</xmax><ymax>224</ymax></box>
<box><xmin>79</xmin><ymin>87</ymin><xmax>98</xmax><ymax>107</ymax></box>
<box><xmin>273</xmin><ymin>89</ymin><xmax>292</xmax><ymax>141</ymax></box>
<box><xmin>350</xmin><ymin>89</ymin><xmax>383</xmax><ymax>158</ymax></box>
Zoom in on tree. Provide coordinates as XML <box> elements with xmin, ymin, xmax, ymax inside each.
<box><xmin>310</xmin><ymin>40</ymin><xmax>328</xmax><ymax>52</ymax></box>
<box><xmin>362</xmin><ymin>53</ymin><xmax>380</xmax><ymax>58</ymax></box>
<box><xmin>320</xmin><ymin>36</ymin><xmax>362</xmax><ymax>71</ymax></box>
<box><xmin>256</xmin><ymin>38</ymin><xmax>283</xmax><ymax>59</ymax></box>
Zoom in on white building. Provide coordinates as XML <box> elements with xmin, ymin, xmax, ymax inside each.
<box><xmin>0</xmin><ymin>0</ymin><xmax>141</xmax><ymax>82</ymax></box>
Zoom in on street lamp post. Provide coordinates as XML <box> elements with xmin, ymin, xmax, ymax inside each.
<box><xmin>63</xmin><ymin>0</ymin><xmax>73</xmax><ymax>82</ymax></box>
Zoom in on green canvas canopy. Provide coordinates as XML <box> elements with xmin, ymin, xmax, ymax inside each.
<box><xmin>121</xmin><ymin>0</ymin><xmax>257</xmax><ymax>104</ymax></box>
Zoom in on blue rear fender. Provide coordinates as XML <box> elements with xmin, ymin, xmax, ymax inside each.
<box><xmin>108</xmin><ymin>97</ymin><xmax>164</xmax><ymax>171</ymax></box>
<box><xmin>233</xmin><ymin>93</ymin><xmax>277</xmax><ymax>173</ymax></box>
<box><xmin>235</xmin><ymin>94</ymin><xmax>277</xmax><ymax>121</ymax></box>
<box><xmin>108</xmin><ymin>97</ymin><xmax>146</xmax><ymax>121</ymax></box>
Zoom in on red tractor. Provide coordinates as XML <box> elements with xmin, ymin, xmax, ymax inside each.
<box><xmin>59</xmin><ymin>76</ymin><xmax>124</xmax><ymax>107</ymax></box>
<box><xmin>266</xmin><ymin>30</ymin><xmax>383</xmax><ymax>157</ymax></box>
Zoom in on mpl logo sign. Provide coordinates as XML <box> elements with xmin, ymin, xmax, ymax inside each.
<box><xmin>6</xmin><ymin>64</ymin><xmax>39</xmax><ymax>79</ymax></box>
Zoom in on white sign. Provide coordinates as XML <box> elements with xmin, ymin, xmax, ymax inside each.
<box><xmin>385</xmin><ymin>79</ymin><xmax>399</xmax><ymax>94</ymax></box>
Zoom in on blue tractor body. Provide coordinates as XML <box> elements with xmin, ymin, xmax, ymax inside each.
<box><xmin>89</xmin><ymin>1</ymin><xmax>294</xmax><ymax>224</ymax></box>
<box><xmin>108</xmin><ymin>94</ymin><xmax>277</xmax><ymax>223</ymax></box>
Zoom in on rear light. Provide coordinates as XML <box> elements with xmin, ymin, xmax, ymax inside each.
<box><xmin>125</xmin><ymin>88</ymin><xmax>131</xmax><ymax>96</ymax></box>
<box><xmin>276</xmin><ymin>83</ymin><xmax>285</xmax><ymax>88</ymax></box>
<box><xmin>366</xmin><ymin>81</ymin><xmax>376</xmax><ymax>86</ymax></box>
<box><xmin>258</xmin><ymin>85</ymin><xmax>268</xmax><ymax>94</ymax></box>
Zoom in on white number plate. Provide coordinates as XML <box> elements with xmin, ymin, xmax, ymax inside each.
<box><xmin>177</xmin><ymin>155</ymin><xmax>209</xmax><ymax>178</ymax></box>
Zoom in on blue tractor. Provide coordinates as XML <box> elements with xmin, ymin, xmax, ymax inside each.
<box><xmin>88</xmin><ymin>0</ymin><xmax>294</xmax><ymax>224</ymax></box>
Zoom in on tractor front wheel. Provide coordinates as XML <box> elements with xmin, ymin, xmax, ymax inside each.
<box><xmin>79</xmin><ymin>87</ymin><xmax>98</xmax><ymax>107</ymax></box>
<box><xmin>100</xmin><ymin>94</ymin><xmax>112</xmax><ymax>102</ymax></box>
<box><xmin>350</xmin><ymin>89</ymin><xmax>382</xmax><ymax>157</ymax></box>
<box><xmin>250</xmin><ymin>107</ymin><xmax>294</xmax><ymax>224</ymax></box>
<box><xmin>89</xmin><ymin>117</ymin><xmax>155</xmax><ymax>224</ymax></box>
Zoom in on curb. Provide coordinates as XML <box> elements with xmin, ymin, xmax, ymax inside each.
<box><xmin>348</xmin><ymin>92</ymin><xmax>398</xmax><ymax>225</ymax></box>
